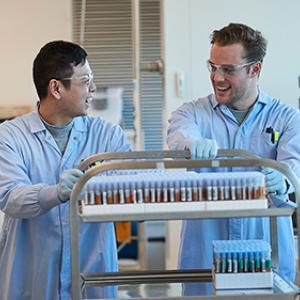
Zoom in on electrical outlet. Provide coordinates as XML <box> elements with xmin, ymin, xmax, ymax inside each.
<box><xmin>175</xmin><ymin>72</ymin><xmax>187</xmax><ymax>98</ymax></box>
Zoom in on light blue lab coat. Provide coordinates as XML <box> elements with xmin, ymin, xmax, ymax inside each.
<box><xmin>0</xmin><ymin>112</ymin><xmax>131</xmax><ymax>300</ymax></box>
<box><xmin>167</xmin><ymin>91</ymin><xmax>300</xmax><ymax>294</ymax></box>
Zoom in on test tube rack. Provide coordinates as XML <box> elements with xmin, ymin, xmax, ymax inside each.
<box><xmin>80</xmin><ymin>170</ymin><xmax>267</xmax><ymax>221</ymax></box>
<box><xmin>213</xmin><ymin>240</ymin><xmax>273</xmax><ymax>289</ymax></box>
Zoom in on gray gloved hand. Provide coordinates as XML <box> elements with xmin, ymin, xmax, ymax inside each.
<box><xmin>57</xmin><ymin>169</ymin><xmax>84</xmax><ymax>202</ymax></box>
<box><xmin>186</xmin><ymin>138</ymin><xmax>218</xmax><ymax>159</ymax></box>
<box><xmin>262</xmin><ymin>167</ymin><xmax>287</xmax><ymax>195</ymax></box>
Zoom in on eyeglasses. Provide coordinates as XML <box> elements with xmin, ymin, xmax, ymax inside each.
<box><xmin>60</xmin><ymin>73</ymin><xmax>94</xmax><ymax>86</ymax></box>
<box><xmin>207</xmin><ymin>60</ymin><xmax>256</xmax><ymax>76</ymax></box>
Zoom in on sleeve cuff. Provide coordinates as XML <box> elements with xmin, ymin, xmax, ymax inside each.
<box><xmin>268</xmin><ymin>194</ymin><xmax>297</xmax><ymax>208</ymax></box>
<box><xmin>38</xmin><ymin>185</ymin><xmax>62</xmax><ymax>211</ymax></box>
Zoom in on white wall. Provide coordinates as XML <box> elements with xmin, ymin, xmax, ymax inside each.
<box><xmin>0</xmin><ymin>0</ymin><xmax>72</xmax><ymax>227</ymax></box>
<box><xmin>0</xmin><ymin>0</ymin><xmax>72</xmax><ymax>107</ymax></box>
<box><xmin>162</xmin><ymin>0</ymin><xmax>300</xmax><ymax>269</ymax></box>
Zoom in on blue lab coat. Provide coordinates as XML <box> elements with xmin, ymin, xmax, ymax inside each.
<box><xmin>0</xmin><ymin>112</ymin><xmax>131</xmax><ymax>300</ymax></box>
<box><xmin>167</xmin><ymin>91</ymin><xmax>300</xmax><ymax>294</ymax></box>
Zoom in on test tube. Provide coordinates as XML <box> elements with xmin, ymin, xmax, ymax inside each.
<box><xmin>265</xmin><ymin>250</ymin><xmax>272</xmax><ymax>272</ymax></box>
<box><xmin>227</xmin><ymin>252</ymin><xmax>232</xmax><ymax>273</ymax></box>
<box><xmin>221</xmin><ymin>252</ymin><xmax>227</xmax><ymax>273</ymax></box>
<box><xmin>150</xmin><ymin>179</ymin><xmax>156</xmax><ymax>203</ymax></box>
<box><xmin>91</xmin><ymin>189</ymin><xmax>96</xmax><ymax>205</ymax></box>
<box><xmin>261</xmin><ymin>251</ymin><xmax>266</xmax><ymax>272</ymax></box>
<box><xmin>238</xmin><ymin>252</ymin><xmax>243</xmax><ymax>273</ymax></box>
<box><xmin>95</xmin><ymin>182</ymin><xmax>101</xmax><ymax>205</ymax></box>
<box><xmin>255</xmin><ymin>176</ymin><xmax>264</xmax><ymax>199</ymax></box>
<box><xmin>249</xmin><ymin>252</ymin><xmax>255</xmax><ymax>272</ymax></box>
<box><xmin>144</xmin><ymin>181</ymin><xmax>150</xmax><ymax>203</ymax></box>
<box><xmin>175</xmin><ymin>180</ymin><xmax>180</xmax><ymax>202</ymax></box>
<box><xmin>244</xmin><ymin>252</ymin><xmax>249</xmax><ymax>272</ymax></box>
<box><xmin>204</xmin><ymin>178</ymin><xmax>212</xmax><ymax>201</ymax></box>
<box><xmin>224</xmin><ymin>179</ymin><xmax>230</xmax><ymax>200</ymax></box>
<box><xmin>85</xmin><ymin>182</ymin><xmax>91</xmax><ymax>203</ymax></box>
<box><xmin>163</xmin><ymin>179</ymin><xmax>169</xmax><ymax>203</ymax></box>
<box><xmin>245</xmin><ymin>177</ymin><xmax>252</xmax><ymax>199</ymax></box>
<box><xmin>212</xmin><ymin>179</ymin><xmax>218</xmax><ymax>201</ymax></box>
<box><xmin>241</xmin><ymin>177</ymin><xmax>247</xmax><ymax>200</ymax></box>
<box><xmin>260</xmin><ymin>175</ymin><xmax>266</xmax><ymax>199</ymax></box>
<box><xmin>169</xmin><ymin>179</ymin><xmax>175</xmax><ymax>202</ymax></box>
<box><xmin>231</xmin><ymin>180</ymin><xmax>236</xmax><ymax>201</ymax></box>
<box><xmin>255</xmin><ymin>251</ymin><xmax>261</xmax><ymax>272</ymax></box>
<box><xmin>236</xmin><ymin>178</ymin><xmax>242</xmax><ymax>200</ymax></box>
<box><xmin>217</xmin><ymin>178</ymin><xmax>224</xmax><ymax>201</ymax></box>
<box><xmin>102</xmin><ymin>181</ymin><xmax>107</xmax><ymax>205</ymax></box>
<box><xmin>137</xmin><ymin>180</ymin><xmax>144</xmax><ymax>203</ymax></box>
<box><xmin>113</xmin><ymin>181</ymin><xmax>119</xmax><ymax>204</ymax></box>
<box><xmin>232</xmin><ymin>252</ymin><xmax>238</xmax><ymax>273</ymax></box>
<box><xmin>198</xmin><ymin>178</ymin><xmax>203</xmax><ymax>201</ymax></box>
<box><xmin>156</xmin><ymin>180</ymin><xmax>162</xmax><ymax>203</ymax></box>
<box><xmin>186</xmin><ymin>178</ymin><xmax>193</xmax><ymax>202</ymax></box>
<box><xmin>130</xmin><ymin>181</ymin><xmax>137</xmax><ymax>204</ymax></box>
<box><xmin>107</xmin><ymin>180</ymin><xmax>113</xmax><ymax>204</ymax></box>
<box><xmin>180</xmin><ymin>179</ymin><xmax>186</xmax><ymax>202</ymax></box>
<box><xmin>192</xmin><ymin>179</ymin><xmax>199</xmax><ymax>201</ymax></box>
<box><xmin>215</xmin><ymin>252</ymin><xmax>221</xmax><ymax>273</ymax></box>
<box><xmin>119</xmin><ymin>181</ymin><xmax>125</xmax><ymax>204</ymax></box>
<box><xmin>124</xmin><ymin>181</ymin><xmax>131</xmax><ymax>204</ymax></box>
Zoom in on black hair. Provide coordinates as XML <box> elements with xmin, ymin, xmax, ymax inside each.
<box><xmin>33</xmin><ymin>40</ymin><xmax>87</xmax><ymax>99</ymax></box>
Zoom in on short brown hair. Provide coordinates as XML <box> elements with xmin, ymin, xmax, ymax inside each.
<box><xmin>210</xmin><ymin>23</ymin><xmax>267</xmax><ymax>63</ymax></box>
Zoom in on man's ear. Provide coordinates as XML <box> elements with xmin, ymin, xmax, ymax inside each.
<box><xmin>48</xmin><ymin>79</ymin><xmax>62</xmax><ymax>99</ymax></box>
<box><xmin>250</xmin><ymin>61</ymin><xmax>262</xmax><ymax>78</ymax></box>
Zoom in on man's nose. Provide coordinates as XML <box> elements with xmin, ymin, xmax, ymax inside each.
<box><xmin>89</xmin><ymin>81</ymin><xmax>97</xmax><ymax>92</ymax></box>
<box><xmin>212</xmin><ymin>69</ymin><xmax>226</xmax><ymax>81</ymax></box>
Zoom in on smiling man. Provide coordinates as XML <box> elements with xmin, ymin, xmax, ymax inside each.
<box><xmin>167</xmin><ymin>23</ymin><xmax>300</xmax><ymax>294</ymax></box>
<box><xmin>0</xmin><ymin>41</ymin><xmax>130</xmax><ymax>299</ymax></box>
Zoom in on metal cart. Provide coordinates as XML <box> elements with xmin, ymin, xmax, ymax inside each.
<box><xmin>69</xmin><ymin>149</ymin><xmax>300</xmax><ymax>300</ymax></box>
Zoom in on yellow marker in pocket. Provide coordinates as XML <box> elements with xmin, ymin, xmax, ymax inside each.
<box><xmin>266</xmin><ymin>127</ymin><xmax>279</xmax><ymax>143</ymax></box>
<box><xmin>273</xmin><ymin>130</ymin><xmax>279</xmax><ymax>143</ymax></box>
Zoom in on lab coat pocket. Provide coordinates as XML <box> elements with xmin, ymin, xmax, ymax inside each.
<box><xmin>251</xmin><ymin>131</ymin><xmax>277</xmax><ymax>159</ymax></box>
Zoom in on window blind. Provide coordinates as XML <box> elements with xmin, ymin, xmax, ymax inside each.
<box><xmin>73</xmin><ymin>0</ymin><xmax>163</xmax><ymax>150</ymax></box>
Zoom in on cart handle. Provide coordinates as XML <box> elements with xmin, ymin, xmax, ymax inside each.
<box><xmin>78</xmin><ymin>149</ymin><xmax>260</xmax><ymax>171</ymax></box>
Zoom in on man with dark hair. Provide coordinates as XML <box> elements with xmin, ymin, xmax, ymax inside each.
<box><xmin>0</xmin><ymin>40</ymin><xmax>130</xmax><ymax>299</ymax></box>
<box><xmin>168</xmin><ymin>23</ymin><xmax>300</xmax><ymax>294</ymax></box>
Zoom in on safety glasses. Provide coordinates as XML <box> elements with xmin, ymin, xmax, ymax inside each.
<box><xmin>207</xmin><ymin>60</ymin><xmax>256</xmax><ymax>76</ymax></box>
<box><xmin>60</xmin><ymin>73</ymin><xmax>94</xmax><ymax>86</ymax></box>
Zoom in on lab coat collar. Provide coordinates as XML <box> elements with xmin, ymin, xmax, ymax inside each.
<box><xmin>27</xmin><ymin>111</ymin><xmax>47</xmax><ymax>133</ymax></box>
<box><xmin>256</xmin><ymin>90</ymin><xmax>271</xmax><ymax>105</ymax></box>
<box><xmin>27</xmin><ymin>112</ymin><xmax>87</xmax><ymax>134</ymax></box>
<box><xmin>210</xmin><ymin>89</ymin><xmax>270</xmax><ymax>109</ymax></box>
<box><xmin>72</xmin><ymin>116</ymin><xmax>88</xmax><ymax>133</ymax></box>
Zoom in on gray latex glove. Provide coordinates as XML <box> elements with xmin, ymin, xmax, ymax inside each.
<box><xmin>262</xmin><ymin>167</ymin><xmax>287</xmax><ymax>196</ymax></box>
<box><xmin>186</xmin><ymin>138</ymin><xmax>218</xmax><ymax>159</ymax></box>
<box><xmin>57</xmin><ymin>169</ymin><xmax>84</xmax><ymax>202</ymax></box>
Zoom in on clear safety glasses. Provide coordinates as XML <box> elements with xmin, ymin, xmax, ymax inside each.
<box><xmin>207</xmin><ymin>60</ymin><xmax>256</xmax><ymax>76</ymax></box>
<box><xmin>60</xmin><ymin>73</ymin><xmax>94</xmax><ymax>86</ymax></box>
